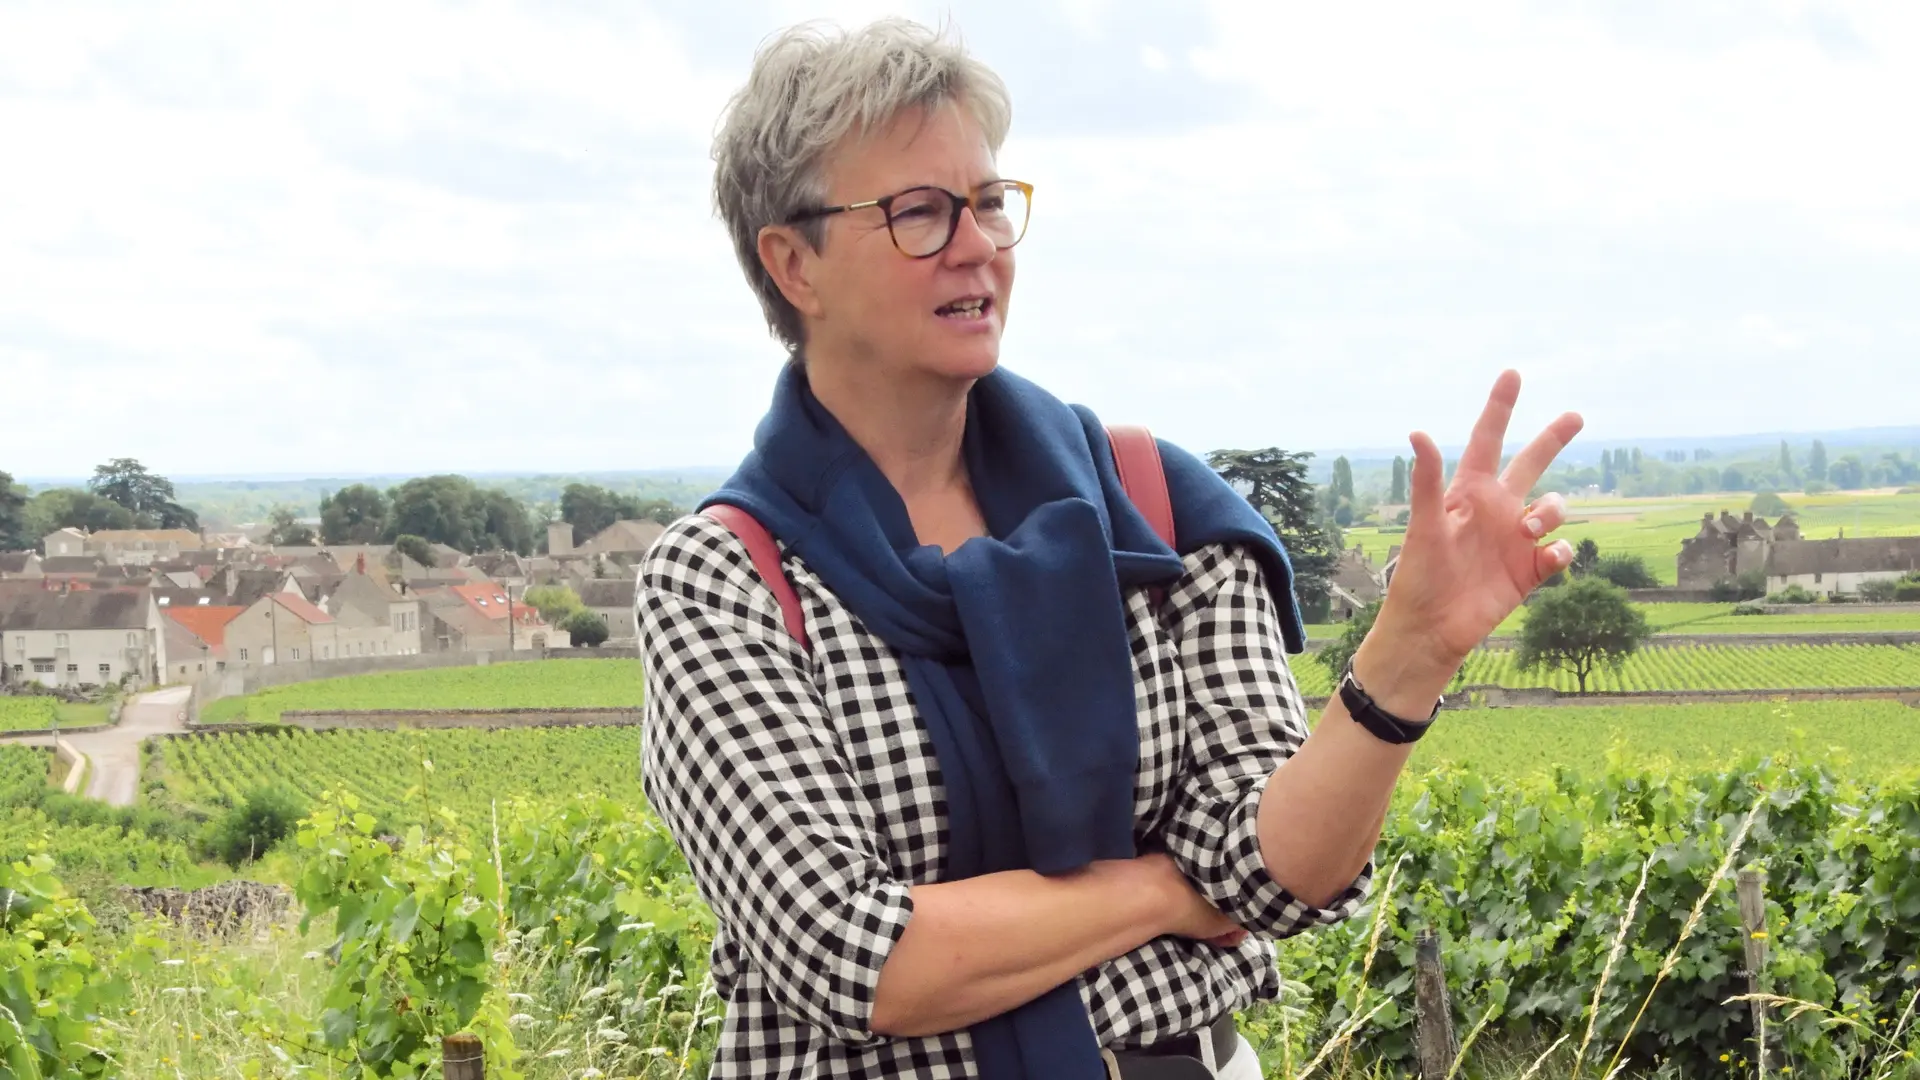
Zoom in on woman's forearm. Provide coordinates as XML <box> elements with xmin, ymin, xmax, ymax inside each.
<box><xmin>870</xmin><ymin>858</ymin><xmax>1172</xmax><ymax>1038</ymax></box>
<box><xmin>1256</xmin><ymin>632</ymin><xmax>1450</xmax><ymax>907</ymax></box>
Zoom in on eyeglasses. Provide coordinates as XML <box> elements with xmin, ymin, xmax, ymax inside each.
<box><xmin>785</xmin><ymin>179</ymin><xmax>1033</xmax><ymax>259</ymax></box>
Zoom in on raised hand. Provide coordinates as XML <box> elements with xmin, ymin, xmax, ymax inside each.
<box><xmin>1360</xmin><ymin>371</ymin><xmax>1583</xmax><ymax>711</ymax></box>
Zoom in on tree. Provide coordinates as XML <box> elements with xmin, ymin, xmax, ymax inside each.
<box><xmin>1777</xmin><ymin>440</ymin><xmax>1794</xmax><ymax>479</ymax></box>
<box><xmin>1206</xmin><ymin>448</ymin><xmax>1341</xmax><ymax>622</ymax></box>
<box><xmin>1516</xmin><ymin>578</ymin><xmax>1652</xmax><ymax>692</ymax></box>
<box><xmin>393</xmin><ymin>534</ymin><xmax>436</xmax><ymax>569</ymax></box>
<box><xmin>1389</xmin><ymin>456</ymin><xmax>1408</xmax><ymax>505</ymax></box>
<box><xmin>524</xmin><ymin>585</ymin><xmax>586</xmax><ymax>626</ymax></box>
<box><xmin>1749</xmin><ymin>491</ymin><xmax>1791</xmax><ymax>518</ymax></box>
<box><xmin>1570</xmin><ymin>538</ymin><xmax>1601</xmax><ymax>577</ymax></box>
<box><xmin>633</xmin><ymin>499</ymin><xmax>685</xmax><ymax>526</ymax></box>
<box><xmin>88</xmin><ymin>457</ymin><xmax>198</xmax><ymax>530</ymax></box>
<box><xmin>1630</xmin><ymin>448</ymin><xmax>1643</xmax><ymax>474</ymax></box>
<box><xmin>1828</xmin><ymin>455</ymin><xmax>1866</xmax><ymax>490</ymax></box>
<box><xmin>561</xmin><ymin>608</ymin><xmax>610</xmax><ymax>648</ymax></box>
<box><xmin>1856</xmin><ymin>578</ymin><xmax>1897</xmax><ymax>603</ymax></box>
<box><xmin>23</xmin><ymin>488</ymin><xmax>138</xmax><ymax>536</ymax></box>
<box><xmin>1594</xmin><ymin>553</ymin><xmax>1659</xmax><ymax>589</ymax></box>
<box><xmin>1601</xmin><ymin>463</ymin><xmax>1617</xmax><ymax>494</ymax></box>
<box><xmin>1806</xmin><ymin>440</ymin><xmax>1829</xmax><ymax>484</ymax></box>
<box><xmin>0</xmin><ymin>470</ymin><xmax>27</xmax><ymax>550</ymax></box>
<box><xmin>561</xmin><ymin>483</ymin><xmax>641</xmax><ymax>542</ymax></box>
<box><xmin>476</xmin><ymin>488</ymin><xmax>535</xmax><ymax>555</ymax></box>
<box><xmin>263</xmin><ymin>505</ymin><xmax>316</xmax><ymax>547</ymax></box>
<box><xmin>319</xmin><ymin>484</ymin><xmax>389</xmax><ymax>544</ymax></box>
<box><xmin>1330</xmin><ymin>457</ymin><xmax>1355</xmax><ymax>503</ymax></box>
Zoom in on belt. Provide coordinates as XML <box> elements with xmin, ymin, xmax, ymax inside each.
<box><xmin>1104</xmin><ymin>1014</ymin><xmax>1240</xmax><ymax>1080</ymax></box>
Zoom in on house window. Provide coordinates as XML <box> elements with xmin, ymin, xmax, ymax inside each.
<box><xmin>33</xmin><ymin>661</ymin><xmax>53</xmax><ymax>673</ymax></box>
<box><xmin>66</xmin><ymin>664</ymin><xmax>78</xmax><ymax>673</ymax></box>
<box><xmin>9</xmin><ymin>664</ymin><xmax>19</xmax><ymax>676</ymax></box>
<box><xmin>291</xmin><ymin>647</ymin><xmax>301</xmax><ymax>661</ymax></box>
<box><xmin>1814</xmin><ymin>573</ymin><xmax>1823</xmax><ymax>584</ymax></box>
<box><xmin>127</xmin><ymin>632</ymin><xmax>138</xmax><ymax>648</ymax></box>
<box><xmin>11</xmin><ymin>636</ymin><xmax>21</xmax><ymax>654</ymax></box>
<box><xmin>239</xmin><ymin>648</ymin><xmax>249</xmax><ymax>662</ymax></box>
<box><xmin>56</xmin><ymin>633</ymin><xmax>68</xmax><ymax>648</ymax></box>
<box><xmin>98</xmin><ymin>663</ymin><xmax>111</xmax><ymax>677</ymax></box>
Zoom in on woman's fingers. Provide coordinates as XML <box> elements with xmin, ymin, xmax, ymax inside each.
<box><xmin>1500</xmin><ymin>411</ymin><xmax>1586</xmax><ymax>497</ymax></box>
<box><xmin>1534</xmin><ymin>539</ymin><xmax>1575</xmax><ymax>585</ymax></box>
<box><xmin>1408</xmin><ymin>430</ymin><xmax>1446</xmax><ymax>530</ymax></box>
<box><xmin>1522</xmin><ymin>492</ymin><xmax>1568</xmax><ymax>539</ymax></box>
<box><xmin>1456</xmin><ymin>369</ymin><xmax>1522</xmax><ymax>477</ymax></box>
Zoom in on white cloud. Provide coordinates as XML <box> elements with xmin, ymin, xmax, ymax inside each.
<box><xmin>1</xmin><ymin>0</ymin><xmax>1916</xmax><ymax>481</ymax></box>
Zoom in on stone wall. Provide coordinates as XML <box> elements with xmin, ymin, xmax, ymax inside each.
<box><xmin>1627</xmin><ymin>587</ymin><xmax>1718</xmax><ymax>603</ymax></box>
<box><xmin>277</xmin><ymin>707</ymin><xmax>641</xmax><ymax>731</ymax></box>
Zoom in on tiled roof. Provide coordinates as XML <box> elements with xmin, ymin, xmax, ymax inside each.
<box><xmin>578</xmin><ymin>519</ymin><xmax>667</xmax><ymax>557</ymax></box>
<box><xmin>40</xmin><ymin>556</ymin><xmax>104</xmax><ymax>575</ymax></box>
<box><xmin>0</xmin><ymin>588</ymin><xmax>152</xmax><ymax>631</ymax></box>
<box><xmin>269</xmin><ymin>591</ymin><xmax>335</xmax><ymax>625</ymax></box>
<box><xmin>165</xmin><ymin>605</ymin><xmax>246</xmax><ymax>648</ymax></box>
<box><xmin>0</xmin><ymin>553</ymin><xmax>38</xmax><ymax>574</ymax></box>
<box><xmin>1766</xmin><ymin>537</ymin><xmax>1920</xmax><ymax>578</ymax></box>
<box><xmin>86</xmin><ymin>529</ymin><xmax>204</xmax><ymax>546</ymax></box>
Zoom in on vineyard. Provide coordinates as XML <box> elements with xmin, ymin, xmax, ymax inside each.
<box><xmin>197</xmin><ymin>658</ymin><xmax>644</xmax><ymax>724</ymax></box>
<box><xmin>0</xmin><ymin>695</ymin><xmax>58</xmax><ymax>732</ymax></box>
<box><xmin>0</xmin><ymin>743</ymin><xmax>49</xmax><ymax>800</ymax></box>
<box><xmin>155</xmin><ymin>725</ymin><xmax>646</xmax><ymax>825</ymax></box>
<box><xmin>1289</xmin><ymin>642</ymin><xmax>1920</xmax><ymax>695</ymax></box>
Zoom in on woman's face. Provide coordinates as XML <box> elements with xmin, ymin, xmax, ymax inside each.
<box><xmin>802</xmin><ymin>101</ymin><xmax>1014</xmax><ymax>384</ymax></box>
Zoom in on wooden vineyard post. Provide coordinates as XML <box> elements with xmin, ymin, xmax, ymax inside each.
<box><xmin>1737</xmin><ymin>869</ymin><xmax>1771</xmax><ymax>1074</ymax></box>
<box><xmin>1414</xmin><ymin>928</ymin><xmax>1458</xmax><ymax>1079</ymax></box>
<box><xmin>443</xmin><ymin>1033</ymin><xmax>485</xmax><ymax>1080</ymax></box>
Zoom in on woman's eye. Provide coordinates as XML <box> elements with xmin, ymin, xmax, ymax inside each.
<box><xmin>892</xmin><ymin>204</ymin><xmax>939</xmax><ymax>222</ymax></box>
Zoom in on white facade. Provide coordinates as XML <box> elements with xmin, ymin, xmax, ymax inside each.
<box><xmin>1768</xmin><ymin>569</ymin><xmax>1907</xmax><ymax>598</ymax></box>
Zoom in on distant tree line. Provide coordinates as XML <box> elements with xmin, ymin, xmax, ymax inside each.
<box><xmin>1549</xmin><ymin>440</ymin><xmax>1920</xmax><ymax>497</ymax></box>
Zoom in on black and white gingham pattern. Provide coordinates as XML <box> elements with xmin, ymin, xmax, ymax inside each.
<box><xmin>636</xmin><ymin>514</ymin><xmax>1370</xmax><ymax>1079</ymax></box>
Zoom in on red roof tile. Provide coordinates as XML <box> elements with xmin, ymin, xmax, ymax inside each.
<box><xmin>165</xmin><ymin>605</ymin><xmax>246</xmax><ymax>648</ymax></box>
<box><xmin>269</xmin><ymin>590</ymin><xmax>334</xmax><ymax>624</ymax></box>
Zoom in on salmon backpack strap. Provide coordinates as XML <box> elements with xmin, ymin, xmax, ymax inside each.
<box><xmin>1106</xmin><ymin>425</ymin><xmax>1177</xmax><ymax>607</ymax></box>
<box><xmin>702</xmin><ymin>504</ymin><xmax>810</xmax><ymax>653</ymax></box>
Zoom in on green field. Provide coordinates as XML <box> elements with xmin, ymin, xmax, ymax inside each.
<box><xmin>198</xmin><ymin>659</ymin><xmax>645</xmax><ymax>724</ymax></box>
<box><xmin>1344</xmin><ymin>488</ymin><xmax>1920</xmax><ymax>584</ymax></box>
<box><xmin>1289</xmin><ymin>641</ymin><xmax>1920</xmax><ymax>695</ymax></box>
<box><xmin>159</xmin><ymin>725</ymin><xmax>645</xmax><ymax>825</ymax></box>
<box><xmin>1308</xmin><ymin>601</ymin><xmax>1920</xmax><ymax>641</ymax></box>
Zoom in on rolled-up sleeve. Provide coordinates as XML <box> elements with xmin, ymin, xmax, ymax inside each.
<box><xmin>636</xmin><ymin>519</ymin><xmax>913</xmax><ymax>1043</ymax></box>
<box><xmin>1159</xmin><ymin>543</ymin><xmax>1371</xmax><ymax>939</ymax></box>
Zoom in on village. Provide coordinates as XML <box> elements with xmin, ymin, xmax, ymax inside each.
<box><xmin>0</xmin><ymin>519</ymin><xmax>653</xmax><ymax>695</ymax></box>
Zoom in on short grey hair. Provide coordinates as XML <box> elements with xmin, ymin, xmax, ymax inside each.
<box><xmin>711</xmin><ymin>19</ymin><xmax>1014</xmax><ymax>352</ymax></box>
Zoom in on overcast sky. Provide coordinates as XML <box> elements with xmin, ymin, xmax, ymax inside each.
<box><xmin>3</xmin><ymin>0</ymin><xmax>1916</xmax><ymax>480</ymax></box>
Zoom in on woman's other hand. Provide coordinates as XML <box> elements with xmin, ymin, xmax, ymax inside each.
<box><xmin>1136</xmin><ymin>852</ymin><xmax>1248</xmax><ymax>947</ymax></box>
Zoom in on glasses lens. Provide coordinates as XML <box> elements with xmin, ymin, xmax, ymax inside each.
<box><xmin>973</xmin><ymin>181</ymin><xmax>1030</xmax><ymax>249</ymax></box>
<box><xmin>887</xmin><ymin>188</ymin><xmax>956</xmax><ymax>257</ymax></box>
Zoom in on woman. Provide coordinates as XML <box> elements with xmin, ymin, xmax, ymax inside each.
<box><xmin>636</xmin><ymin>19</ymin><xmax>1581</xmax><ymax>1080</ymax></box>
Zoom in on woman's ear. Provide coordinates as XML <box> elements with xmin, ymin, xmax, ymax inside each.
<box><xmin>758</xmin><ymin>225</ymin><xmax>825</xmax><ymax>321</ymax></box>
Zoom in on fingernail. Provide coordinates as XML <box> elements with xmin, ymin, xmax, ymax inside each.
<box><xmin>1525</xmin><ymin>516</ymin><xmax>1545</xmax><ymax>537</ymax></box>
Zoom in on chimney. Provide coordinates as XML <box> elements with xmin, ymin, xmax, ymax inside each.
<box><xmin>548</xmin><ymin>522</ymin><xmax>574</xmax><ymax>556</ymax></box>
<box><xmin>1743</xmin><ymin>511</ymin><xmax>1753</xmax><ymax>525</ymax></box>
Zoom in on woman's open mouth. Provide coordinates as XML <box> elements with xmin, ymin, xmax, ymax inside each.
<box><xmin>935</xmin><ymin>296</ymin><xmax>993</xmax><ymax>321</ymax></box>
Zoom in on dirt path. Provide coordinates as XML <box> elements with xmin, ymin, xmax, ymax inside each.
<box><xmin>19</xmin><ymin>685</ymin><xmax>193</xmax><ymax>807</ymax></box>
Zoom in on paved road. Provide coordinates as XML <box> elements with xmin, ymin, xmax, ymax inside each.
<box><xmin>20</xmin><ymin>685</ymin><xmax>192</xmax><ymax>807</ymax></box>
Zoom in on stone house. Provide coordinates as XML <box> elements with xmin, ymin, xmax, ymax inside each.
<box><xmin>1327</xmin><ymin>546</ymin><xmax>1388</xmax><ymax>621</ymax></box>
<box><xmin>576</xmin><ymin>579</ymin><xmax>638</xmax><ymax>641</ymax></box>
<box><xmin>164</xmin><ymin>604</ymin><xmax>246</xmax><ymax>676</ymax></box>
<box><xmin>319</xmin><ymin>567</ymin><xmax>425</xmax><ymax>657</ymax></box>
<box><xmin>46</xmin><ymin>528</ymin><xmax>206</xmax><ymax>566</ymax></box>
<box><xmin>42</xmin><ymin>528</ymin><xmax>87</xmax><ymax>558</ymax></box>
<box><xmin>0</xmin><ymin>588</ymin><xmax>166</xmax><ymax>689</ymax></box>
<box><xmin>577</xmin><ymin>520</ymin><xmax>668</xmax><ymax>565</ymax></box>
<box><xmin>1677</xmin><ymin>509</ymin><xmax>1919</xmax><ymax>596</ymax></box>
<box><xmin>221</xmin><ymin>591</ymin><xmax>340</xmax><ymax>668</ymax></box>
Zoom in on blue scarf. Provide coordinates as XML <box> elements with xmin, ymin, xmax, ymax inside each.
<box><xmin>704</xmin><ymin>362</ymin><xmax>1304</xmax><ymax>1078</ymax></box>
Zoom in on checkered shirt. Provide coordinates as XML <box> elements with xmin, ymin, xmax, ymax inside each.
<box><xmin>635</xmin><ymin>513</ymin><xmax>1370</xmax><ymax>1079</ymax></box>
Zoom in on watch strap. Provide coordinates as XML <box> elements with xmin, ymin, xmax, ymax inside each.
<box><xmin>1337</xmin><ymin>660</ymin><xmax>1441</xmax><ymax>744</ymax></box>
